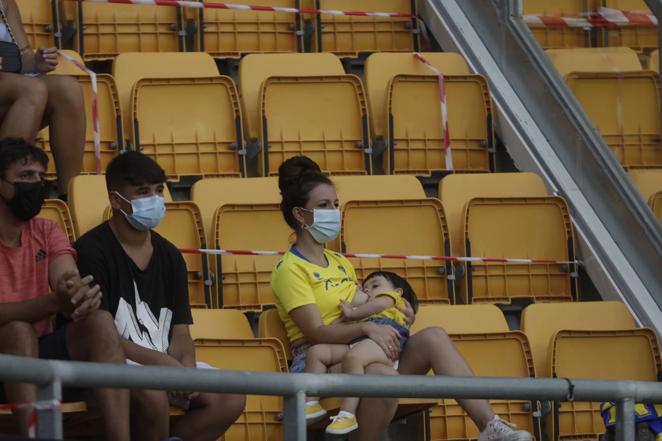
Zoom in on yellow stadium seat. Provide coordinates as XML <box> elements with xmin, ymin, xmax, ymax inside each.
<box><xmin>628</xmin><ymin>167</ymin><xmax>662</xmax><ymax>199</ymax></box>
<box><xmin>364</xmin><ymin>52</ymin><xmax>470</xmax><ymax>144</ymax></box>
<box><xmin>191</xmin><ymin>177</ymin><xmax>280</xmax><ymax>245</ymax></box>
<box><xmin>190</xmin><ymin>309</ymin><xmax>254</xmax><ymax>340</ymax></box>
<box><xmin>73</xmin><ymin>2</ymin><xmax>183</xmax><ymax>60</ymax></box>
<box><xmin>258</xmin><ymin>308</ymin><xmax>292</xmax><ymax>360</ymax></box>
<box><xmin>68</xmin><ymin>174</ymin><xmax>172</xmax><ymax>237</ymax></box>
<box><xmin>439</xmin><ymin>172</ymin><xmax>549</xmax><ymax>264</ymax></box>
<box><xmin>239</xmin><ymin>52</ymin><xmax>344</xmax><ymax>140</ymax></box>
<box><xmin>259</xmin><ymin>74</ymin><xmax>371</xmax><ymax>176</ymax></box>
<box><xmin>37</xmin><ymin>51</ymin><xmax>123</xmax><ymax>177</ymax></box>
<box><xmin>550</xmin><ymin>329</ymin><xmax>660</xmax><ymax>441</ymax></box>
<box><xmin>212</xmin><ymin>203</ymin><xmax>291</xmax><ymax>310</ymax></box>
<box><xmin>547</xmin><ymin>47</ymin><xmax>643</xmax><ymax>77</ymax></box>
<box><xmin>130</xmin><ymin>76</ymin><xmax>245</xmax><ymax>180</ymax></box>
<box><xmin>38</xmin><ymin>199</ymin><xmax>76</xmax><ymax>243</ymax></box>
<box><xmin>196</xmin><ymin>0</ymin><xmax>302</xmax><ymax>58</ymax></box>
<box><xmin>333</xmin><ymin>175</ymin><xmax>425</xmax><ymax>202</ymax></box>
<box><xmin>523</xmin><ymin>0</ymin><xmax>591</xmax><ymax>49</ymax></box>
<box><xmin>650</xmin><ymin>49</ymin><xmax>659</xmax><ymax>72</ymax></box>
<box><xmin>564</xmin><ymin>71</ymin><xmax>662</xmax><ymax>167</ymax></box>
<box><xmin>340</xmin><ymin>198</ymin><xmax>455</xmax><ymax>304</ymax></box>
<box><xmin>603</xmin><ymin>0</ymin><xmax>658</xmax><ymax>52</ymax></box>
<box><xmin>16</xmin><ymin>0</ymin><xmax>59</xmax><ymax>49</ymax></box>
<box><xmin>410</xmin><ymin>304</ymin><xmax>509</xmax><ymax>334</ymax></box>
<box><xmin>463</xmin><ymin>197</ymin><xmax>577</xmax><ymax>304</ymax></box>
<box><xmin>314</xmin><ymin>0</ymin><xmax>417</xmax><ymax>57</ymax></box>
<box><xmin>385</xmin><ymin>74</ymin><xmax>492</xmax><ymax>174</ymax></box>
<box><xmin>650</xmin><ymin>191</ymin><xmax>662</xmax><ymax>221</ymax></box>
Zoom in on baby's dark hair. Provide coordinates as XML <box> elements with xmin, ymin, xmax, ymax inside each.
<box><xmin>277</xmin><ymin>156</ymin><xmax>333</xmax><ymax>230</ymax></box>
<box><xmin>364</xmin><ymin>271</ymin><xmax>419</xmax><ymax>313</ymax></box>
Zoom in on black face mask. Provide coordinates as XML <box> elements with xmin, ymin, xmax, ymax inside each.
<box><xmin>2</xmin><ymin>180</ymin><xmax>47</xmax><ymax>221</ymax></box>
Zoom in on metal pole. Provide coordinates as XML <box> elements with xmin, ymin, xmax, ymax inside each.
<box><xmin>283</xmin><ymin>390</ymin><xmax>306</xmax><ymax>441</ymax></box>
<box><xmin>36</xmin><ymin>379</ymin><xmax>62</xmax><ymax>440</ymax></box>
<box><xmin>615</xmin><ymin>397</ymin><xmax>635</xmax><ymax>441</ymax></box>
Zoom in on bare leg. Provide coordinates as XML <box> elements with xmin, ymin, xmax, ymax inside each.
<box><xmin>130</xmin><ymin>389</ymin><xmax>169</xmax><ymax>441</ymax></box>
<box><xmin>305</xmin><ymin>344</ymin><xmax>349</xmax><ymax>402</ymax></box>
<box><xmin>398</xmin><ymin>327</ymin><xmax>495</xmax><ymax>430</ymax></box>
<box><xmin>349</xmin><ymin>363</ymin><xmax>398</xmax><ymax>441</ymax></box>
<box><xmin>41</xmin><ymin>75</ymin><xmax>85</xmax><ymax>195</ymax></box>
<box><xmin>171</xmin><ymin>392</ymin><xmax>245</xmax><ymax>441</ymax></box>
<box><xmin>339</xmin><ymin>339</ymin><xmax>392</xmax><ymax>415</ymax></box>
<box><xmin>65</xmin><ymin>310</ymin><xmax>130</xmax><ymax>441</ymax></box>
<box><xmin>0</xmin><ymin>321</ymin><xmax>38</xmax><ymax>436</ymax></box>
<box><xmin>0</xmin><ymin>73</ymin><xmax>47</xmax><ymax>140</ymax></box>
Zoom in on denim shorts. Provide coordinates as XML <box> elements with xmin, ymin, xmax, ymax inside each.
<box><xmin>289</xmin><ymin>343</ymin><xmax>311</xmax><ymax>373</ymax></box>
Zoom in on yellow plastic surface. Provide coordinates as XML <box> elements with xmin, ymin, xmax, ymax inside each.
<box><xmin>439</xmin><ymin>172</ymin><xmax>548</xmax><ymax>262</ymax></box>
<box><xmin>16</xmin><ymin>0</ymin><xmax>55</xmax><ymax>50</ymax></box>
<box><xmin>386</xmin><ymin>74</ymin><xmax>492</xmax><ymax>175</ymax></box>
<box><xmin>259</xmin><ymin>75</ymin><xmax>370</xmax><ymax>176</ymax></box>
<box><xmin>650</xmin><ymin>190</ymin><xmax>662</xmax><ymax>221</ymax></box>
<box><xmin>650</xmin><ymin>50</ymin><xmax>659</xmax><ymax>72</ymax></box>
<box><xmin>628</xmin><ymin>168</ymin><xmax>662</xmax><ymax>200</ymax></box>
<box><xmin>410</xmin><ymin>304</ymin><xmax>509</xmax><ymax>335</ymax></box>
<box><xmin>316</xmin><ymin>0</ymin><xmax>416</xmax><ymax>56</ymax></box>
<box><xmin>258</xmin><ymin>308</ymin><xmax>292</xmax><ymax>360</ymax></box>
<box><xmin>520</xmin><ymin>301</ymin><xmax>636</xmax><ymax>377</ymax></box>
<box><xmin>603</xmin><ymin>0</ymin><xmax>657</xmax><ymax>51</ymax></box>
<box><xmin>364</xmin><ymin>52</ymin><xmax>470</xmax><ymax>139</ymax></box>
<box><xmin>38</xmin><ymin>199</ymin><xmax>76</xmax><ymax>243</ymax></box>
<box><xmin>49</xmin><ymin>50</ymin><xmax>86</xmax><ymax>76</ymax></box>
<box><xmin>547</xmin><ymin>47</ymin><xmax>643</xmax><ymax>77</ymax></box>
<box><xmin>566</xmin><ymin>71</ymin><xmax>662</xmax><ymax>167</ymax></box>
<box><xmin>75</xmin><ymin>2</ymin><xmax>181</xmax><ymax>60</ymax></box>
<box><xmin>198</xmin><ymin>0</ymin><xmax>301</xmax><ymax>58</ymax></box>
<box><xmin>333</xmin><ymin>175</ymin><xmax>425</xmax><ymax>202</ymax></box>
<box><xmin>463</xmin><ymin>197</ymin><xmax>576</xmax><ymax>304</ymax></box>
<box><xmin>190</xmin><ymin>309</ymin><xmax>254</xmax><ymax>340</ymax></box>
<box><xmin>239</xmin><ymin>53</ymin><xmax>344</xmax><ymax>141</ymax></box>
<box><xmin>341</xmin><ymin>198</ymin><xmax>453</xmax><ymax>304</ymax></box>
<box><xmin>131</xmin><ymin>76</ymin><xmax>244</xmax><ymax>181</ymax></box>
<box><xmin>212</xmin><ymin>204</ymin><xmax>291</xmax><ymax>310</ymax></box>
<box><xmin>523</xmin><ymin>0</ymin><xmax>591</xmax><ymax>49</ymax></box>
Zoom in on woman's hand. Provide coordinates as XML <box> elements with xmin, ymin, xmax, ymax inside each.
<box><xmin>34</xmin><ymin>47</ymin><xmax>58</xmax><ymax>73</ymax></box>
<box><xmin>363</xmin><ymin>321</ymin><xmax>401</xmax><ymax>361</ymax></box>
<box><xmin>396</xmin><ymin>299</ymin><xmax>415</xmax><ymax>327</ymax></box>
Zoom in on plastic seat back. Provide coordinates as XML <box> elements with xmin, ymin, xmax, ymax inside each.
<box><xmin>38</xmin><ymin>199</ymin><xmax>76</xmax><ymax>243</ymax></box>
<box><xmin>547</xmin><ymin>47</ymin><xmax>643</xmax><ymax>77</ymax></box>
<box><xmin>650</xmin><ymin>50</ymin><xmax>659</xmax><ymax>72</ymax></box>
<box><xmin>16</xmin><ymin>0</ymin><xmax>58</xmax><ymax>49</ymax></box>
<box><xmin>523</xmin><ymin>0</ymin><xmax>589</xmax><ymax>49</ymax></box>
<box><xmin>258</xmin><ymin>308</ymin><xmax>292</xmax><ymax>360</ymax></box>
<box><xmin>627</xmin><ymin>168</ymin><xmax>662</xmax><ymax>201</ymax></box>
<box><xmin>411</xmin><ymin>304</ymin><xmax>509</xmax><ymax>334</ymax></box>
<box><xmin>190</xmin><ymin>309</ymin><xmax>254</xmax><ymax>340</ymax></box>
<box><xmin>603</xmin><ymin>0</ymin><xmax>658</xmax><ymax>52</ymax></box>
<box><xmin>651</xmin><ymin>191</ymin><xmax>662</xmax><ymax>221</ymax></box>
<box><xmin>333</xmin><ymin>175</ymin><xmax>425</xmax><ymax>202</ymax></box>
<box><xmin>463</xmin><ymin>197</ymin><xmax>577</xmax><ymax>304</ymax></box>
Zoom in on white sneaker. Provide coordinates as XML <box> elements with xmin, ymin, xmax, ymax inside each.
<box><xmin>478</xmin><ymin>415</ymin><xmax>533</xmax><ymax>441</ymax></box>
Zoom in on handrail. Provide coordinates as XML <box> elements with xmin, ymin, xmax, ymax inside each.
<box><xmin>1</xmin><ymin>354</ymin><xmax>660</xmax><ymax>440</ymax></box>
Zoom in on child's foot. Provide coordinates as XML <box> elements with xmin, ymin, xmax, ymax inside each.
<box><xmin>305</xmin><ymin>400</ymin><xmax>327</xmax><ymax>423</ymax></box>
<box><xmin>478</xmin><ymin>415</ymin><xmax>533</xmax><ymax>441</ymax></box>
<box><xmin>326</xmin><ymin>410</ymin><xmax>358</xmax><ymax>435</ymax></box>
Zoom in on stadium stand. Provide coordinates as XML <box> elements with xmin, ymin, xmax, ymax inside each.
<box><xmin>603</xmin><ymin>0</ymin><xmax>658</xmax><ymax>52</ymax></box>
<box><xmin>523</xmin><ymin>0</ymin><xmax>591</xmax><ymax>49</ymax></box>
<box><xmin>15</xmin><ymin>0</ymin><xmax>59</xmax><ymax>49</ymax></box>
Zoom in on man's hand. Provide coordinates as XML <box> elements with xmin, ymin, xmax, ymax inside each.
<box><xmin>55</xmin><ymin>271</ymin><xmax>102</xmax><ymax>321</ymax></box>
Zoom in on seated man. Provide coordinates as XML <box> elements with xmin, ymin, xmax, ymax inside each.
<box><xmin>74</xmin><ymin>151</ymin><xmax>245</xmax><ymax>441</ymax></box>
<box><xmin>0</xmin><ymin>137</ymin><xmax>129</xmax><ymax>440</ymax></box>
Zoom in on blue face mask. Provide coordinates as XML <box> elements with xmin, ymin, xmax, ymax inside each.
<box><xmin>301</xmin><ymin>208</ymin><xmax>341</xmax><ymax>244</ymax></box>
<box><xmin>115</xmin><ymin>192</ymin><xmax>166</xmax><ymax>232</ymax></box>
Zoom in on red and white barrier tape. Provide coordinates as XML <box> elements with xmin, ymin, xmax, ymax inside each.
<box><xmin>413</xmin><ymin>53</ymin><xmax>453</xmax><ymax>171</ymax></box>
<box><xmin>57</xmin><ymin>50</ymin><xmax>101</xmax><ymax>175</ymax></box>
<box><xmin>524</xmin><ymin>7</ymin><xmax>658</xmax><ymax>28</ymax></box>
<box><xmin>179</xmin><ymin>248</ymin><xmax>579</xmax><ymax>266</ymax></box>
<box><xmin>81</xmin><ymin>0</ymin><xmax>414</xmax><ymax>17</ymax></box>
<box><xmin>0</xmin><ymin>399</ymin><xmax>62</xmax><ymax>438</ymax></box>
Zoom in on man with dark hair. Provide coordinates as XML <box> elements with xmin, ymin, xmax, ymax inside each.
<box><xmin>75</xmin><ymin>151</ymin><xmax>245</xmax><ymax>441</ymax></box>
<box><xmin>0</xmin><ymin>138</ymin><xmax>130</xmax><ymax>440</ymax></box>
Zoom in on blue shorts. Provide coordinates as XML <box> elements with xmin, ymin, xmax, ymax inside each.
<box><xmin>289</xmin><ymin>343</ymin><xmax>311</xmax><ymax>373</ymax></box>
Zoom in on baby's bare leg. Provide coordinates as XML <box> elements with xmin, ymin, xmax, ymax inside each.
<box><xmin>305</xmin><ymin>344</ymin><xmax>349</xmax><ymax>402</ymax></box>
<box><xmin>340</xmin><ymin>339</ymin><xmax>393</xmax><ymax>415</ymax></box>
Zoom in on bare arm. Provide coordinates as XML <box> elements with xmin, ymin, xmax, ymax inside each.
<box><xmin>5</xmin><ymin>0</ymin><xmax>56</xmax><ymax>73</ymax></box>
<box><xmin>121</xmin><ymin>339</ymin><xmax>183</xmax><ymax>368</ymax></box>
<box><xmin>168</xmin><ymin>324</ymin><xmax>196</xmax><ymax>368</ymax></box>
<box><xmin>342</xmin><ymin>296</ymin><xmax>394</xmax><ymax>321</ymax></box>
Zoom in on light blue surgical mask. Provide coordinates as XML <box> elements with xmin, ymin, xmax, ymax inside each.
<box><xmin>115</xmin><ymin>192</ymin><xmax>166</xmax><ymax>232</ymax></box>
<box><xmin>301</xmin><ymin>208</ymin><xmax>341</xmax><ymax>244</ymax></box>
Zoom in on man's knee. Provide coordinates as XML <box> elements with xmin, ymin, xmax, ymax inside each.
<box><xmin>0</xmin><ymin>321</ymin><xmax>38</xmax><ymax>355</ymax></box>
<box><xmin>131</xmin><ymin>389</ymin><xmax>169</xmax><ymax>421</ymax></box>
<box><xmin>68</xmin><ymin>310</ymin><xmax>122</xmax><ymax>354</ymax></box>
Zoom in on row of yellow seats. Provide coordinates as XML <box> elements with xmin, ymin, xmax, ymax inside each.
<box><xmin>40</xmin><ymin>172</ymin><xmax>579</xmax><ymax>310</ymax></box>
<box><xmin>18</xmin><ymin>0</ymin><xmax>418</xmax><ymax>61</ymax></box>
<box><xmin>524</xmin><ymin>0</ymin><xmax>658</xmax><ymax>51</ymax></box>
<box><xmin>37</xmin><ymin>50</ymin><xmax>494</xmax><ymax>180</ymax></box>
<box><xmin>547</xmin><ymin>47</ymin><xmax>662</xmax><ymax>169</ymax></box>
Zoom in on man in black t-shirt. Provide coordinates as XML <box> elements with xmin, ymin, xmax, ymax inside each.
<box><xmin>74</xmin><ymin>152</ymin><xmax>245</xmax><ymax>441</ymax></box>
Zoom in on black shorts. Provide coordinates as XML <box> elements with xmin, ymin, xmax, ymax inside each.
<box><xmin>0</xmin><ymin>326</ymin><xmax>87</xmax><ymax>403</ymax></box>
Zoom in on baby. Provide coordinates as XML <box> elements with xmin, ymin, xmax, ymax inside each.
<box><xmin>304</xmin><ymin>271</ymin><xmax>418</xmax><ymax>435</ymax></box>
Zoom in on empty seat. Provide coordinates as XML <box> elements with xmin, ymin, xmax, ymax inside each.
<box><xmin>333</xmin><ymin>175</ymin><xmax>426</xmax><ymax>202</ymax></box>
<box><xmin>212</xmin><ymin>203</ymin><xmax>291</xmax><ymax>310</ymax></box>
<box><xmin>523</xmin><ymin>0</ymin><xmax>590</xmax><ymax>49</ymax></box>
<box><xmin>72</xmin><ymin>1</ymin><xmax>183</xmax><ymax>60</ymax></box>
<box><xmin>463</xmin><ymin>197</ymin><xmax>577</xmax><ymax>304</ymax></box>
<box><xmin>547</xmin><ymin>47</ymin><xmax>643</xmax><ymax>77</ymax></box>
<box><xmin>38</xmin><ymin>199</ymin><xmax>76</xmax><ymax>243</ymax></box>
<box><xmin>190</xmin><ymin>309</ymin><xmax>254</xmax><ymax>340</ymax></box>
<box><xmin>411</xmin><ymin>304</ymin><xmax>509</xmax><ymax>334</ymax></box>
<box><xmin>628</xmin><ymin>167</ymin><xmax>662</xmax><ymax>201</ymax></box>
<box><xmin>340</xmin><ymin>199</ymin><xmax>455</xmax><ymax>304</ymax></box>
<box><xmin>603</xmin><ymin>0</ymin><xmax>658</xmax><ymax>52</ymax></box>
<box><xmin>258</xmin><ymin>308</ymin><xmax>292</xmax><ymax>360</ymax></box>
<box><xmin>37</xmin><ymin>51</ymin><xmax>123</xmax><ymax>177</ymax></box>
<box><xmin>16</xmin><ymin>0</ymin><xmax>58</xmax><ymax>49</ymax></box>
<box><xmin>650</xmin><ymin>49</ymin><xmax>659</xmax><ymax>72</ymax></box>
<box><xmin>196</xmin><ymin>0</ymin><xmax>301</xmax><ymax>58</ymax></box>
<box><xmin>314</xmin><ymin>0</ymin><xmax>417</xmax><ymax>56</ymax></box>
<box><xmin>439</xmin><ymin>173</ymin><xmax>549</xmax><ymax>264</ymax></box>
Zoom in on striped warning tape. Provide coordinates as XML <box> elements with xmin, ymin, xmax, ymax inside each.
<box><xmin>79</xmin><ymin>0</ymin><xmax>414</xmax><ymax>17</ymax></box>
<box><xmin>413</xmin><ymin>52</ymin><xmax>453</xmax><ymax>172</ymax></box>
<box><xmin>179</xmin><ymin>248</ymin><xmax>580</xmax><ymax>266</ymax></box>
<box><xmin>524</xmin><ymin>7</ymin><xmax>658</xmax><ymax>28</ymax></box>
<box><xmin>0</xmin><ymin>399</ymin><xmax>62</xmax><ymax>437</ymax></box>
<box><xmin>57</xmin><ymin>50</ymin><xmax>102</xmax><ymax>175</ymax></box>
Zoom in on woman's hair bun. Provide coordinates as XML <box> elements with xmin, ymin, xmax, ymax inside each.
<box><xmin>278</xmin><ymin>156</ymin><xmax>323</xmax><ymax>194</ymax></box>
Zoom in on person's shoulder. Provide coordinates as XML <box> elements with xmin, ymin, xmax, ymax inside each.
<box><xmin>74</xmin><ymin>222</ymin><xmax>112</xmax><ymax>251</ymax></box>
<box><xmin>151</xmin><ymin>230</ymin><xmax>185</xmax><ymax>262</ymax></box>
<box><xmin>28</xmin><ymin>217</ymin><xmax>66</xmax><ymax>240</ymax></box>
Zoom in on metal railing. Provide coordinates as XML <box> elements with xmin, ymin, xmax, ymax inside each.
<box><xmin>1</xmin><ymin>354</ymin><xmax>662</xmax><ymax>441</ymax></box>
